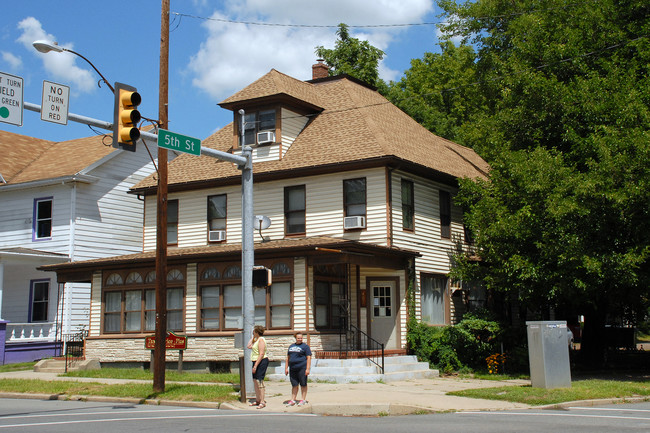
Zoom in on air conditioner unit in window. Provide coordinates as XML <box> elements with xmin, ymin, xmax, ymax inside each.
<box><xmin>344</xmin><ymin>216</ymin><xmax>366</xmax><ymax>229</ymax></box>
<box><xmin>208</xmin><ymin>230</ymin><xmax>226</xmax><ymax>242</ymax></box>
<box><xmin>256</xmin><ymin>131</ymin><xmax>275</xmax><ymax>144</ymax></box>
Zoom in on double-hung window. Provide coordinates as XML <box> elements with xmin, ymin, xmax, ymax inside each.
<box><xmin>439</xmin><ymin>190</ymin><xmax>451</xmax><ymax>239</ymax></box>
<box><xmin>198</xmin><ymin>261</ymin><xmax>292</xmax><ymax>331</ymax></box>
<box><xmin>33</xmin><ymin>197</ymin><xmax>53</xmax><ymax>240</ymax></box>
<box><xmin>208</xmin><ymin>195</ymin><xmax>227</xmax><ymax>242</ymax></box>
<box><xmin>30</xmin><ymin>280</ymin><xmax>49</xmax><ymax>322</ymax></box>
<box><xmin>343</xmin><ymin>178</ymin><xmax>366</xmax><ymax>226</ymax></box>
<box><xmin>401</xmin><ymin>179</ymin><xmax>414</xmax><ymax>231</ymax></box>
<box><xmin>167</xmin><ymin>199</ymin><xmax>179</xmax><ymax>245</ymax></box>
<box><xmin>421</xmin><ymin>274</ymin><xmax>447</xmax><ymax>325</ymax></box>
<box><xmin>240</xmin><ymin>109</ymin><xmax>276</xmax><ymax>146</ymax></box>
<box><xmin>284</xmin><ymin>185</ymin><xmax>306</xmax><ymax>235</ymax></box>
<box><xmin>103</xmin><ymin>269</ymin><xmax>185</xmax><ymax>334</ymax></box>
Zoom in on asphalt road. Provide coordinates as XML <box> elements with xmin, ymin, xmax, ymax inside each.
<box><xmin>1</xmin><ymin>399</ymin><xmax>650</xmax><ymax>432</ymax></box>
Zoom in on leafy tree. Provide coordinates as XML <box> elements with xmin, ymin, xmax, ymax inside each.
<box><xmin>315</xmin><ymin>23</ymin><xmax>385</xmax><ymax>87</ymax></box>
<box><xmin>435</xmin><ymin>0</ymin><xmax>650</xmax><ymax>365</ymax></box>
<box><xmin>384</xmin><ymin>40</ymin><xmax>485</xmax><ymax>143</ymax></box>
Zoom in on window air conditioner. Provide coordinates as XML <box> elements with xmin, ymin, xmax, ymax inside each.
<box><xmin>344</xmin><ymin>216</ymin><xmax>366</xmax><ymax>229</ymax></box>
<box><xmin>256</xmin><ymin>131</ymin><xmax>275</xmax><ymax>144</ymax></box>
<box><xmin>209</xmin><ymin>230</ymin><xmax>226</xmax><ymax>242</ymax></box>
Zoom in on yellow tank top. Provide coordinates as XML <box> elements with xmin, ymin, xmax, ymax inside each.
<box><xmin>251</xmin><ymin>336</ymin><xmax>267</xmax><ymax>361</ymax></box>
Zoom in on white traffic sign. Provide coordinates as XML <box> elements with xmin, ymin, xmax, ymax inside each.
<box><xmin>41</xmin><ymin>81</ymin><xmax>70</xmax><ymax>125</ymax></box>
<box><xmin>0</xmin><ymin>71</ymin><xmax>24</xmax><ymax>126</ymax></box>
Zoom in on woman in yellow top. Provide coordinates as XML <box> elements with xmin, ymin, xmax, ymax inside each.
<box><xmin>247</xmin><ymin>325</ymin><xmax>269</xmax><ymax>408</ymax></box>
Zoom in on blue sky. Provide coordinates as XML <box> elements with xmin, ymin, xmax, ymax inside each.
<box><xmin>1</xmin><ymin>0</ymin><xmax>446</xmax><ymax>143</ymax></box>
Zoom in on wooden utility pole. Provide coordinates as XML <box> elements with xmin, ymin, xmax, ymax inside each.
<box><xmin>153</xmin><ymin>0</ymin><xmax>170</xmax><ymax>393</ymax></box>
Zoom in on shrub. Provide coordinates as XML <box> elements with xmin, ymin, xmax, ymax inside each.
<box><xmin>407</xmin><ymin>312</ymin><xmax>505</xmax><ymax>373</ymax></box>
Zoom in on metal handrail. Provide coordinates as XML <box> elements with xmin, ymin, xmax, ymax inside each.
<box><xmin>345</xmin><ymin>323</ymin><xmax>385</xmax><ymax>374</ymax></box>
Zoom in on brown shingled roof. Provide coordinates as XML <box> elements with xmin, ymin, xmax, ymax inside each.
<box><xmin>133</xmin><ymin>71</ymin><xmax>489</xmax><ymax>192</ymax></box>
<box><xmin>0</xmin><ymin>129</ymin><xmax>115</xmax><ymax>186</ymax></box>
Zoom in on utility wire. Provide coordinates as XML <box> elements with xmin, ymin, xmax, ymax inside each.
<box><xmin>170</xmin><ymin>1</ymin><xmax>597</xmax><ymax>30</ymax></box>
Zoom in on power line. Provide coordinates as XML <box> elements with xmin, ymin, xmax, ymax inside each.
<box><xmin>170</xmin><ymin>2</ymin><xmax>597</xmax><ymax>30</ymax></box>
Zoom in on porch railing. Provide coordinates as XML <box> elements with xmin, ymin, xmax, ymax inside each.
<box><xmin>5</xmin><ymin>322</ymin><xmax>57</xmax><ymax>342</ymax></box>
<box><xmin>341</xmin><ymin>323</ymin><xmax>385</xmax><ymax>374</ymax></box>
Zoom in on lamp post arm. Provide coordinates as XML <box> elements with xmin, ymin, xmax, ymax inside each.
<box><xmin>63</xmin><ymin>48</ymin><xmax>115</xmax><ymax>93</ymax></box>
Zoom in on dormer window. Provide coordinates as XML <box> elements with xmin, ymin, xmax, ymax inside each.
<box><xmin>240</xmin><ymin>109</ymin><xmax>276</xmax><ymax>146</ymax></box>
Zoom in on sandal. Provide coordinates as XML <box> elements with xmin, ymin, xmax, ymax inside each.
<box><xmin>257</xmin><ymin>402</ymin><xmax>266</xmax><ymax>409</ymax></box>
<box><xmin>249</xmin><ymin>401</ymin><xmax>259</xmax><ymax>406</ymax></box>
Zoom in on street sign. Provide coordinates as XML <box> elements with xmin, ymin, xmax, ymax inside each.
<box><xmin>158</xmin><ymin>129</ymin><xmax>201</xmax><ymax>156</ymax></box>
<box><xmin>0</xmin><ymin>71</ymin><xmax>23</xmax><ymax>126</ymax></box>
<box><xmin>41</xmin><ymin>80</ymin><xmax>70</xmax><ymax>125</ymax></box>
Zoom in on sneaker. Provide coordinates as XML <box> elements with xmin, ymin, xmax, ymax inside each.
<box><xmin>297</xmin><ymin>400</ymin><xmax>306</xmax><ymax>406</ymax></box>
<box><xmin>287</xmin><ymin>400</ymin><xmax>296</xmax><ymax>406</ymax></box>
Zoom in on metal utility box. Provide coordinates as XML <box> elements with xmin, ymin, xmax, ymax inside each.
<box><xmin>526</xmin><ymin>321</ymin><xmax>572</xmax><ymax>389</ymax></box>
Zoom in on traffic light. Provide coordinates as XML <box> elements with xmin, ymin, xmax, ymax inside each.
<box><xmin>112</xmin><ymin>82</ymin><xmax>141</xmax><ymax>151</ymax></box>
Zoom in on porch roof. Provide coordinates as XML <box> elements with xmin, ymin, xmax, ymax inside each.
<box><xmin>39</xmin><ymin>236</ymin><xmax>420</xmax><ymax>283</ymax></box>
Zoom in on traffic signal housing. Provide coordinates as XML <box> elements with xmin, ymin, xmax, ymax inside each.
<box><xmin>252</xmin><ymin>266</ymin><xmax>272</xmax><ymax>287</ymax></box>
<box><xmin>112</xmin><ymin>82</ymin><xmax>141</xmax><ymax>151</ymax></box>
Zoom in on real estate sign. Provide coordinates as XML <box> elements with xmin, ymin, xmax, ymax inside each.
<box><xmin>0</xmin><ymin>71</ymin><xmax>23</xmax><ymax>126</ymax></box>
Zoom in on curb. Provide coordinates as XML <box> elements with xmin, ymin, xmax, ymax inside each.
<box><xmin>537</xmin><ymin>396</ymin><xmax>650</xmax><ymax>410</ymax></box>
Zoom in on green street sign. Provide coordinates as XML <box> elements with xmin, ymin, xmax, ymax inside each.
<box><xmin>158</xmin><ymin>129</ymin><xmax>201</xmax><ymax>156</ymax></box>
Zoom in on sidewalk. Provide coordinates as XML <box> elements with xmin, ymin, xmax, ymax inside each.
<box><xmin>0</xmin><ymin>370</ymin><xmax>531</xmax><ymax>416</ymax></box>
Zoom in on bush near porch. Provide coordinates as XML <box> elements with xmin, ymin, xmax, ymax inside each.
<box><xmin>407</xmin><ymin>311</ymin><xmax>519</xmax><ymax>375</ymax></box>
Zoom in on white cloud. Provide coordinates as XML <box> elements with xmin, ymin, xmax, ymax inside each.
<box><xmin>16</xmin><ymin>17</ymin><xmax>96</xmax><ymax>93</ymax></box>
<box><xmin>188</xmin><ymin>0</ymin><xmax>434</xmax><ymax>99</ymax></box>
<box><xmin>1</xmin><ymin>51</ymin><xmax>23</xmax><ymax>70</ymax></box>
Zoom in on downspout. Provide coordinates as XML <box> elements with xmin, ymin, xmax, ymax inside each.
<box><xmin>305</xmin><ymin>258</ymin><xmax>310</xmax><ymax>346</ymax></box>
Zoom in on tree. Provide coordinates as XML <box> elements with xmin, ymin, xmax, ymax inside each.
<box><xmin>384</xmin><ymin>40</ymin><xmax>485</xmax><ymax>143</ymax></box>
<box><xmin>315</xmin><ymin>23</ymin><xmax>385</xmax><ymax>87</ymax></box>
<box><xmin>436</xmin><ymin>0</ymin><xmax>650</xmax><ymax>365</ymax></box>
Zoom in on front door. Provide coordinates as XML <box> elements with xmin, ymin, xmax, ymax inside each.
<box><xmin>369</xmin><ymin>280</ymin><xmax>397</xmax><ymax>349</ymax></box>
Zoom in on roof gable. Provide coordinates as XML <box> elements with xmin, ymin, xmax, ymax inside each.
<box><xmin>0</xmin><ymin>129</ymin><xmax>116</xmax><ymax>186</ymax></box>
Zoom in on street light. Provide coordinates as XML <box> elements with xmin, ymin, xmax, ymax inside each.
<box><xmin>32</xmin><ymin>40</ymin><xmax>115</xmax><ymax>93</ymax></box>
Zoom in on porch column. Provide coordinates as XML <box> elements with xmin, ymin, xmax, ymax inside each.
<box><xmin>0</xmin><ymin>320</ymin><xmax>6</xmax><ymax>365</ymax></box>
<box><xmin>0</xmin><ymin>260</ymin><xmax>4</xmax><ymax>320</ymax></box>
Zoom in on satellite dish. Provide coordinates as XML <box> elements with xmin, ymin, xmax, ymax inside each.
<box><xmin>254</xmin><ymin>215</ymin><xmax>272</xmax><ymax>230</ymax></box>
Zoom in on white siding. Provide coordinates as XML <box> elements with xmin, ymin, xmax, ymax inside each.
<box><xmin>144</xmin><ymin>167</ymin><xmax>390</xmax><ymax>249</ymax></box>
<box><xmin>390</xmin><ymin>169</ymin><xmax>469</xmax><ymax>324</ymax></box>
<box><xmin>293</xmin><ymin>257</ymin><xmax>307</xmax><ymax>331</ymax></box>
<box><xmin>280</xmin><ymin>108</ymin><xmax>309</xmax><ymax>158</ymax></box>
<box><xmin>89</xmin><ymin>271</ymin><xmax>102</xmax><ymax>337</ymax></box>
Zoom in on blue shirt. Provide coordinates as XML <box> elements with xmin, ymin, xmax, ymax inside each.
<box><xmin>287</xmin><ymin>342</ymin><xmax>312</xmax><ymax>370</ymax></box>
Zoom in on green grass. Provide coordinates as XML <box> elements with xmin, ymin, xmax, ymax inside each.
<box><xmin>449</xmin><ymin>379</ymin><xmax>650</xmax><ymax>406</ymax></box>
<box><xmin>0</xmin><ymin>362</ymin><xmax>37</xmax><ymax>373</ymax></box>
<box><xmin>0</xmin><ymin>378</ymin><xmax>238</xmax><ymax>402</ymax></box>
<box><xmin>63</xmin><ymin>368</ymin><xmax>238</xmax><ymax>384</ymax></box>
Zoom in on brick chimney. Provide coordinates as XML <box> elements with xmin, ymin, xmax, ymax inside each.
<box><xmin>312</xmin><ymin>59</ymin><xmax>329</xmax><ymax>80</ymax></box>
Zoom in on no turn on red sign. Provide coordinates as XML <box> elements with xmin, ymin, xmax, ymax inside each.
<box><xmin>41</xmin><ymin>80</ymin><xmax>70</xmax><ymax>125</ymax></box>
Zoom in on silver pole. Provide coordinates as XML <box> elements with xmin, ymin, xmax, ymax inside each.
<box><xmin>239</xmin><ymin>109</ymin><xmax>255</xmax><ymax>397</ymax></box>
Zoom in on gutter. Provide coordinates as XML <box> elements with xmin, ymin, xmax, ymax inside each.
<box><xmin>0</xmin><ymin>174</ymin><xmax>99</xmax><ymax>192</ymax></box>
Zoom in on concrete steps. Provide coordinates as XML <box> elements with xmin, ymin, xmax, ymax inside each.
<box><xmin>267</xmin><ymin>355</ymin><xmax>438</xmax><ymax>383</ymax></box>
<box><xmin>33</xmin><ymin>358</ymin><xmax>100</xmax><ymax>373</ymax></box>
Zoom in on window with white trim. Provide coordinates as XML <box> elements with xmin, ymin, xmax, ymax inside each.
<box><xmin>33</xmin><ymin>198</ymin><xmax>53</xmax><ymax>240</ymax></box>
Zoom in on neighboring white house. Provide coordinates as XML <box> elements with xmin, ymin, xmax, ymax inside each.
<box><xmin>0</xmin><ymin>130</ymin><xmax>167</xmax><ymax>364</ymax></box>
<box><xmin>44</xmin><ymin>65</ymin><xmax>489</xmax><ymax>368</ymax></box>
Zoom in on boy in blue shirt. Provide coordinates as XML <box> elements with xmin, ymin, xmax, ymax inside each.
<box><xmin>284</xmin><ymin>332</ymin><xmax>312</xmax><ymax>406</ymax></box>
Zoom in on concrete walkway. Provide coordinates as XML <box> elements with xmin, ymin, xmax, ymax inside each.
<box><xmin>0</xmin><ymin>370</ymin><xmax>531</xmax><ymax>416</ymax></box>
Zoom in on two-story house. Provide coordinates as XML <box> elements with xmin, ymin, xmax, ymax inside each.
<box><xmin>0</xmin><ymin>130</ymin><xmax>165</xmax><ymax>364</ymax></box>
<box><xmin>43</xmin><ymin>64</ymin><xmax>489</xmax><ymax>368</ymax></box>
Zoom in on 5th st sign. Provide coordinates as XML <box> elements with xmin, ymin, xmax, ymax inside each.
<box><xmin>158</xmin><ymin>129</ymin><xmax>201</xmax><ymax>156</ymax></box>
